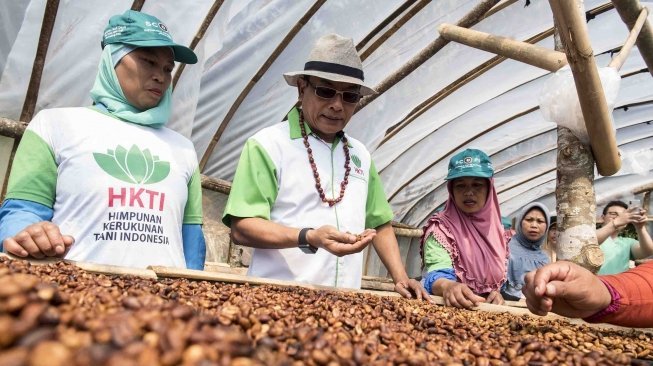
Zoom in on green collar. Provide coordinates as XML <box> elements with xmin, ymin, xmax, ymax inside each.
<box><xmin>288</xmin><ymin>107</ymin><xmax>352</xmax><ymax>148</ymax></box>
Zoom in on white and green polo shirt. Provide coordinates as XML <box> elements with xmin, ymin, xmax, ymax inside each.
<box><xmin>6</xmin><ymin>107</ymin><xmax>203</xmax><ymax>268</ymax></box>
<box><xmin>223</xmin><ymin>108</ymin><xmax>393</xmax><ymax>289</ymax></box>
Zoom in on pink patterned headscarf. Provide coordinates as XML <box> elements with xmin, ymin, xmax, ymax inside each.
<box><xmin>421</xmin><ymin>178</ymin><xmax>508</xmax><ymax>294</ymax></box>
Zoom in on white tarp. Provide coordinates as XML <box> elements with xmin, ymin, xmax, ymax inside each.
<box><xmin>1</xmin><ymin>0</ymin><xmax>652</xmax><ymax>227</ymax></box>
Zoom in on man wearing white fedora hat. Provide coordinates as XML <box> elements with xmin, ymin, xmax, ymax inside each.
<box><xmin>223</xmin><ymin>34</ymin><xmax>429</xmax><ymax>300</ymax></box>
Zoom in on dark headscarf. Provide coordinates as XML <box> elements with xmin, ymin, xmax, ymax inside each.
<box><xmin>505</xmin><ymin>202</ymin><xmax>551</xmax><ymax>295</ymax></box>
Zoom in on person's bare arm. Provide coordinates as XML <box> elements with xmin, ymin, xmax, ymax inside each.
<box><xmin>230</xmin><ymin>217</ymin><xmax>374</xmax><ymax>256</ymax></box>
<box><xmin>596</xmin><ymin>221</ymin><xmax>618</xmax><ymax>244</ymax></box>
<box><xmin>631</xmin><ymin>209</ymin><xmax>653</xmax><ymax>259</ymax></box>
<box><xmin>597</xmin><ymin>208</ymin><xmax>644</xmax><ymax>244</ymax></box>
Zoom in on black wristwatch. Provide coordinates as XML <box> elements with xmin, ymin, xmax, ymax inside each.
<box><xmin>298</xmin><ymin>228</ymin><xmax>318</xmax><ymax>254</ymax></box>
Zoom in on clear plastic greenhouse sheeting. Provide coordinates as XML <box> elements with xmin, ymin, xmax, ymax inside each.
<box><xmin>399</xmin><ymin>95</ymin><xmax>653</xmax><ymax>227</ymax></box>
<box><xmin>0</xmin><ymin>0</ymin><xmax>214</xmax><ymax>135</ymax></box>
<box><xmin>380</xmin><ymin>6</ymin><xmax>653</xmax><ymax>224</ymax></box>
<box><xmin>1</xmin><ymin>0</ymin><xmax>652</xmax><ymax>227</ymax></box>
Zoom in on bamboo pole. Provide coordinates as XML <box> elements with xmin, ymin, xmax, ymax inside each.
<box><xmin>356</xmin><ymin>0</ymin><xmax>419</xmax><ymax>52</ymax></box>
<box><xmin>199</xmin><ymin>0</ymin><xmax>327</xmax><ymax>171</ymax></box>
<box><xmin>438</xmin><ymin>23</ymin><xmax>568</xmax><ymax>72</ymax></box>
<box><xmin>3</xmin><ymin>0</ymin><xmax>60</xmax><ymax>201</ymax></box>
<box><xmin>20</xmin><ymin>0</ymin><xmax>59</xmax><ymax>122</ymax></box>
<box><xmin>200</xmin><ymin>174</ymin><xmax>231</xmax><ymax>194</ymax></box>
<box><xmin>393</xmin><ymin>227</ymin><xmax>423</xmax><ymax>238</ymax></box>
<box><xmin>355</xmin><ymin>0</ymin><xmax>500</xmax><ymax>112</ymax></box>
<box><xmin>483</xmin><ymin>0</ymin><xmax>518</xmax><ymax>19</ymax></box>
<box><xmin>130</xmin><ymin>0</ymin><xmax>145</xmax><ymax>11</ymax></box>
<box><xmin>379</xmin><ymin>28</ymin><xmax>553</xmax><ymax>147</ymax></box>
<box><xmin>172</xmin><ymin>0</ymin><xmax>225</xmax><ymax>89</ymax></box>
<box><xmin>549</xmin><ymin>0</ymin><xmax>621</xmax><ymax>176</ymax></box>
<box><xmin>390</xmin><ymin>221</ymin><xmax>419</xmax><ymax>229</ymax></box>
<box><xmin>0</xmin><ymin>117</ymin><xmax>28</xmax><ymax>139</ymax></box>
<box><xmin>608</xmin><ymin>7</ymin><xmax>649</xmax><ymax>70</ymax></box>
<box><xmin>359</xmin><ymin>0</ymin><xmax>431</xmax><ymax>61</ymax></box>
<box><xmin>612</xmin><ymin>0</ymin><xmax>653</xmax><ymax>76</ymax></box>
<box><xmin>633</xmin><ymin>183</ymin><xmax>653</xmax><ymax>195</ymax></box>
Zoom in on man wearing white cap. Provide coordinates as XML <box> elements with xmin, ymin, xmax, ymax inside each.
<box><xmin>223</xmin><ymin>34</ymin><xmax>429</xmax><ymax>301</ymax></box>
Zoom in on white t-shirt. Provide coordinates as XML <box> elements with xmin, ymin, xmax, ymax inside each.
<box><xmin>9</xmin><ymin>107</ymin><xmax>201</xmax><ymax>268</ymax></box>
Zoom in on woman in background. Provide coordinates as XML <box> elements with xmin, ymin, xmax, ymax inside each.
<box><xmin>502</xmin><ymin>202</ymin><xmax>550</xmax><ymax>301</ymax></box>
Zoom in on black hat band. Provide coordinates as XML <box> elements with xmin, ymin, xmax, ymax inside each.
<box><xmin>304</xmin><ymin>61</ymin><xmax>364</xmax><ymax>81</ymax></box>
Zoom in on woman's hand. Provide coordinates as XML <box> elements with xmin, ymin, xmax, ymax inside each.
<box><xmin>3</xmin><ymin>221</ymin><xmax>74</xmax><ymax>259</ymax></box>
<box><xmin>394</xmin><ymin>278</ymin><xmax>434</xmax><ymax>303</ymax></box>
<box><xmin>436</xmin><ymin>279</ymin><xmax>485</xmax><ymax>309</ymax></box>
<box><xmin>485</xmin><ymin>290</ymin><xmax>504</xmax><ymax>305</ymax></box>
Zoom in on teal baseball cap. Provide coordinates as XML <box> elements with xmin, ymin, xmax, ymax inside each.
<box><xmin>445</xmin><ymin>148</ymin><xmax>494</xmax><ymax>180</ymax></box>
<box><xmin>101</xmin><ymin>10</ymin><xmax>197</xmax><ymax>64</ymax></box>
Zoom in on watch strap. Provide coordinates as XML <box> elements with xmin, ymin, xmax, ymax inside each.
<box><xmin>298</xmin><ymin>228</ymin><xmax>317</xmax><ymax>253</ymax></box>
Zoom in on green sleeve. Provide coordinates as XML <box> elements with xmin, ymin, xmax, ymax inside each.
<box><xmin>5</xmin><ymin>130</ymin><xmax>57</xmax><ymax>207</ymax></box>
<box><xmin>424</xmin><ymin>234</ymin><xmax>453</xmax><ymax>273</ymax></box>
<box><xmin>222</xmin><ymin>139</ymin><xmax>278</xmax><ymax>227</ymax></box>
<box><xmin>365</xmin><ymin>160</ymin><xmax>394</xmax><ymax>229</ymax></box>
<box><xmin>183</xmin><ymin>167</ymin><xmax>203</xmax><ymax>224</ymax></box>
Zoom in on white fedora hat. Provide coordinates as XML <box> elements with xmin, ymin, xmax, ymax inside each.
<box><xmin>283</xmin><ymin>34</ymin><xmax>377</xmax><ymax>96</ymax></box>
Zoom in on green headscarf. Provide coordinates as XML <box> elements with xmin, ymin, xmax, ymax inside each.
<box><xmin>90</xmin><ymin>44</ymin><xmax>172</xmax><ymax>128</ymax></box>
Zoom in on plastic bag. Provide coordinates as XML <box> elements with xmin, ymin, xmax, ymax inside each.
<box><xmin>539</xmin><ymin>66</ymin><xmax>621</xmax><ymax>144</ymax></box>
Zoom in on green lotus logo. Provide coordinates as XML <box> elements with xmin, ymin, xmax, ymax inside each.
<box><xmin>351</xmin><ymin>154</ymin><xmax>362</xmax><ymax>168</ymax></box>
<box><xmin>93</xmin><ymin>144</ymin><xmax>170</xmax><ymax>184</ymax></box>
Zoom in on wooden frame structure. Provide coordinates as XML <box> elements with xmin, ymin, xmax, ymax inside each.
<box><xmin>1</xmin><ymin>1</ymin><xmax>652</xmax><ymax>239</ymax></box>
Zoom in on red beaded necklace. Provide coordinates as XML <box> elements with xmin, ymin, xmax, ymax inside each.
<box><xmin>299</xmin><ymin>111</ymin><xmax>351</xmax><ymax>207</ymax></box>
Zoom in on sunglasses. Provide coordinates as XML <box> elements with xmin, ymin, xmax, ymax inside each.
<box><xmin>304</xmin><ymin>78</ymin><xmax>361</xmax><ymax>104</ymax></box>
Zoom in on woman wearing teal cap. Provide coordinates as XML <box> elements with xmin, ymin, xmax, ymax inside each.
<box><xmin>420</xmin><ymin>148</ymin><xmax>509</xmax><ymax>308</ymax></box>
<box><xmin>0</xmin><ymin>10</ymin><xmax>205</xmax><ymax>270</ymax></box>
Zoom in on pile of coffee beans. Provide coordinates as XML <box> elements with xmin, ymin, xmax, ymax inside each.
<box><xmin>0</xmin><ymin>257</ymin><xmax>651</xmax><ymax>365</ymax></box>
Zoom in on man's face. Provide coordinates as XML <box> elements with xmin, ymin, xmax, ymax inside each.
<box><xmin>297</xmin><ymin>76</ymin><xmax>360</xmax><ymax>142</ymax></box>
<box><xmin>602</xmin><ymin>205</ymin><xmax>626</xmax><ymax>228</ymax></box>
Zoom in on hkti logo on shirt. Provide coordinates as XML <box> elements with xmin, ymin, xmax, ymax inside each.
<box><xmin>351</xmin><ymin>154</ymin><xmax>365</xmax><ymax>177</ymax></box>
<box><xmin>93</xmin><ymin>144</ymin><xmax>169</xmax><ymax>211</ymax></box>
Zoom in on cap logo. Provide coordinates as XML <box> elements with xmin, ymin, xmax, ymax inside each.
<box><xmin>144</xmin><ymin>21</ymin><xmax>169</xmax><ymax>33</ymax></box>
<box><xmin>464</xmin><ymin>157</ymin><xmax>472</xmax><ymax>164</ymax></box>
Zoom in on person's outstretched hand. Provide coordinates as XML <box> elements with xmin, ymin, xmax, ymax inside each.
<box><xmin>485</xmin><ymin>290</ymin><xmax>504</xmax><ymax>305</ymax></box>
<box><xmin>522</xmin><ymin>261</ymin><xmax>612</xmax><ymax>319</ymax></box>
<box><xmin>439</xmin><ymin>280</ymin><xmax>485</xmax><ymax>309</ymax></box>
<box><xmin>308</xmin><ymin>226</ymin><xmax>375</xmax><ymax>257</ymax></box>
<box><xmin>3</xmin><ymin>221</ymin><xmax>74</xmax><ymax>259</ymax></box>
<box><xmin>394</xmin><ymin>278</ymin><xmax>434</xmax><ymax>303</ymax></box>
